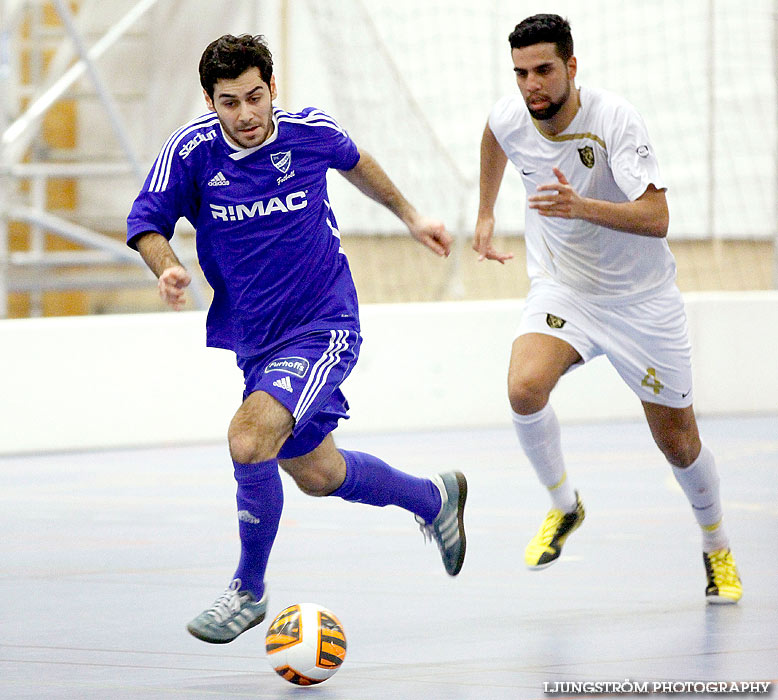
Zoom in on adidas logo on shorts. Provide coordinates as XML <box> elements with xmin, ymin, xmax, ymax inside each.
<box><xmin>272</xmin><ymin>376</ymin><xmax>293</xmax><ymax>393</ymax></box>
<box><xmin>207</xmin><ymin>171</ymin><xmax>230</xmax><ymax>186</ymax></box>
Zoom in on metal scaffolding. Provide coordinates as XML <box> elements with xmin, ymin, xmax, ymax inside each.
<box><xmin>0</xmin><ymin>0</ymin><xmax>205</xmax><ymax>318</ymax></box>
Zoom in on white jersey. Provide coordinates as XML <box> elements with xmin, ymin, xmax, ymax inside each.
<box><xmin>489</xmin><ymin>85</ymin><xmax>677</xmax><ymax>303</ymax></box>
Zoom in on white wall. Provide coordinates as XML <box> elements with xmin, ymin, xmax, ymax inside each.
<box><xmin>1</xmin><ymin>293</ymin><xmax>776</xmax><ymax>455</ymax></box>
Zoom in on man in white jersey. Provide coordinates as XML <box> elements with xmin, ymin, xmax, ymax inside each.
<box><xmin>473</xmin><ymin>14</ymin><xmax>741</xmax><ymax>603</ymax></box>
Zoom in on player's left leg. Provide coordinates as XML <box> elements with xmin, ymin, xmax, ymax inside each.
<box><xmin>642</xmin><ymin>401</ymin><xmax>742</xmax><ymax>604</ymax></box>
<box><xmin>279</xmin><ymin>435</ymin><xmax>468</xmax><ymax>576</ymax></box>
<box><xmin>600</xmin><ymin>285</ymin><xmax>741</xmax><ymax>603</ymax></box>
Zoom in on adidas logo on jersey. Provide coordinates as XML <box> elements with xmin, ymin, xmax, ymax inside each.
<box><xmin>272</xmin><ymin>376</ymin><xmax>293</xmax><ymax>393</ymax></box>
<box><xmin>207</xmin><ymin>171</ymin><xmax>230</xmax><ymax>186</ymax></box>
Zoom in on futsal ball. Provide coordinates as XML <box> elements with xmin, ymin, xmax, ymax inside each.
<box><xmin>265</xmin><ymin>603</ymin><xmax>347</xmax><ymax>685</ymax></box>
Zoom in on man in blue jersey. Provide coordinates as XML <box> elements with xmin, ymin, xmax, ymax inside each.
<box><xmin>127</xmin><ymin>34</ymin><xmax>467</xmax><ymax>644</ymax></box>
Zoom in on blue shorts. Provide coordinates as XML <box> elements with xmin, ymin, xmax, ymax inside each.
<box><xmin>237</xmin><ymin>327</ymin><xmax>361</xmax><ymax>459</ymax></box>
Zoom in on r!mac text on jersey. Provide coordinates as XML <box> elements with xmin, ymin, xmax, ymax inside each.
<box><xmin>209</xmin><ymin>191</ymin><xmax>308</xmax><ymax>221</ymax></box>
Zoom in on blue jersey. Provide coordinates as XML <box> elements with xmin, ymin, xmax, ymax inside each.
<box><xmin>127</xmin><ymin>107</ymin><xmax>361</xmax><ymax>356</ymax></box>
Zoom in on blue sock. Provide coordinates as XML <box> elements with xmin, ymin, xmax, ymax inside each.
<box><xmin>232</xmin><ymin>459</ymin><xmax>283</xmax><ymax>599</ymax></box>
<box><xmin>330</xmin><ymin>450</ymin><xmax>441</xmax><ymax>523</ymax></box>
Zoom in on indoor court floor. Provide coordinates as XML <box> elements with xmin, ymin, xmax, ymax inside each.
<box><xmin>1</xmin><ymin>415</ymin><xmax>776</xmax><ymax>699</ymax></box>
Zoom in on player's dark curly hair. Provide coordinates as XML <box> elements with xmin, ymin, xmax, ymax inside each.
<box><xmin>508</xmin><ymin>14</ymin><xmax>574</xmax><ymax>62</ymax></box>
<box><xmin>199</xmin><ymin>34</ymin><xmax>274</xmax><ymax>98</ymax></box>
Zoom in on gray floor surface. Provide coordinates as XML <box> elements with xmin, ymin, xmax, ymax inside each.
<box><xmin>1</xmin><ymin>415</ymin><xmax>776</xmax><ymax>699</ymax></box>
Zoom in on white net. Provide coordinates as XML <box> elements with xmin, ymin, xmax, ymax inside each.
<box><xmin>297</xmin><ymin>0</ymin><xmax>483</xmax><ymax>237</ymax></box>
<box><xmin>299</xmin><ymin>0</ymin><xmax>776</xmax><ymax>240</ymax></box>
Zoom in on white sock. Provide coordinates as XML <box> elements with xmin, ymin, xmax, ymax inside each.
<box><xmin>671</xmin><ymin>444</ymin><xmax>729</xmax><ymax>552</ymax></box>
<box><xmin>512</xmin><ymin>404</ymin><xmax>577</xmax><ymax>512</ymax></box>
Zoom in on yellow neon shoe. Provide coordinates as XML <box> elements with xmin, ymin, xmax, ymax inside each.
<box><xmin>524</xmin><ymin>492</ymin><xmax>585</xmax><ymax>570</ymax></box>
<box><xmin>703</xmin><ymin>548</ymin><xmax>742</xmax><ymax>604</ymax></box>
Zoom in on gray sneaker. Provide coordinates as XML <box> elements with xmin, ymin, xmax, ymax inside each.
<box><xmin>416</xmin><ymin>471</ymin><xmax>467</xmax><ymax>576</ymax></box>
<box><xmin>186</xmin><ymin>578</ymin><xmax>267</xmax><ymax>644</ymax></box>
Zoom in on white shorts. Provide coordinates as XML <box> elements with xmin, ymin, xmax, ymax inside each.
<box><xmin>517</xmin><ymin>279</ymin><xmax>694</xmax><ymax>408</ymax></box>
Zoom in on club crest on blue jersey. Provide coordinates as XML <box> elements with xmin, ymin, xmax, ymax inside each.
<box><xmin>264</xmin><ymin>357</ymin><xmax>310</xmax><ymax>378</ymax></box>
<box><xmin>271</xmin><ymin>151</ymin><xmax>292</xmax><ymax>173</ymax></box>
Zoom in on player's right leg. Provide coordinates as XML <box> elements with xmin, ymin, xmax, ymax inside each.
<box><xmin>187</xmin><ymin>390</ymin><xmax>293</xmax><ymax>644</ymax></box>
<box><xmin>508</xmin><ymin>331</ymin><xmax>586</xmax><ymax>569</ymax></box>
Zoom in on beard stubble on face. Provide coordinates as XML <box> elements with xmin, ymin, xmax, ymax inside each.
<box><xmin>526</xmin><ymin>80</ymin><xmax>571</xmax><ymax>121</ymax></box>
<box><xmin>227</xmin><ymin>121</ymin><xmax>270</xmax><ymax>149</ymax></box>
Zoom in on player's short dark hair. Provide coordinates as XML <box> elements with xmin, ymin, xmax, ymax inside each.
<box><xmin>508</xmin><ymin>14</ymin><xmax>574</xmax><ymax>62</ymax></box>
<box><xmin>199</xmin><ymin>34</ymin><xmax>274</xmax><ymax>98</ymax></box>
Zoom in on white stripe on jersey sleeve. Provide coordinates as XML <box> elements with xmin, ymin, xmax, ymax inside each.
<box><xmin>275</xmin><ymin>108</ymin><xmax>349</xmax><ymax>138</ymax></box>
<box><xmin>148</xmin><ymin>114</ymin><xmax>220</xmax><ymax>193</ymax></box>
<box><xmin>149</xmin><ymin>113</ymin><xmax>215</xmax><ymax>191</ymax></box>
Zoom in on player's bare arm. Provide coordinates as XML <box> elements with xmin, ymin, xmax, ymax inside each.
<box><xmin>529</xmin><ymin>167</ymin><xmax>669</xmax><ymax>237</ymax></box>
<box><xmin>339</xmin><ymin>148</ymin><xmax>452</xmax><ymax>257</ymax></box>
<box><xmin>474</xmin><ymin>123</ymin><xmax>514</xmax><ymax>263</ymax></box>
<box><xmin>135</xmin><ymin>232</ymin><xmax>192</xmax><ymax>311</ymax></box>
